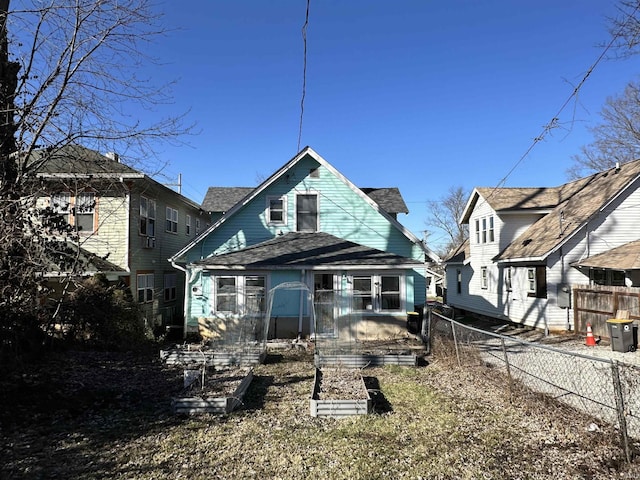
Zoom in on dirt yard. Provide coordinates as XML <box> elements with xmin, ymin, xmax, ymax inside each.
<box><xmin>1</xmin><ymin>345</ymin><xmax>639</xmax><ymax>479</ymax></box>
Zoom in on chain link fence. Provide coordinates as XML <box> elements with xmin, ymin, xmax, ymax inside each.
<box><xmin>424</xmin><ymin>306</ymin><xmax>640</xmax><ymax>463</ymax></box>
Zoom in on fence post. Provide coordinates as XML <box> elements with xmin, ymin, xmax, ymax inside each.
<box><xmin>423</xmin><ymin>307</ymin><xmax>431</xmax><ymax>356</ymax></box>
<box><xmin>611</xmin><ymin>360</ymin><xmax>632</xmax><ymax>464</ymax></box>
<box><xmin>451</xmin><ymin>320</ymin><xmax>461</xmax><ymax>367</ymax></box>
<box><xmin>501</xmin><ymin>337</ymin><xmax>514</xmax><ymax>402</ymax></box>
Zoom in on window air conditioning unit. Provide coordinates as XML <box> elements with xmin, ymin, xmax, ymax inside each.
<box><xmin>142</xmin><ymin>236</ymin><xmax>155</xmax><ymax>249</ymax></box>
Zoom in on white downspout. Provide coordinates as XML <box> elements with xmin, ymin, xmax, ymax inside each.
<box><xmin>171</xmin><ymin>259</ymin><xmax>189</xmax><ymax>339</ymax></box>
<box><xmin>298</xmin><ymin>269</ymin><xmax>306</xmax><ymax>339</ymax></box>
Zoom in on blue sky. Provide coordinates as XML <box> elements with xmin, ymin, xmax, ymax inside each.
<box><xmin>143</xmin><ymin>1</ymin><xmax>640</xmax><ymax>250</ymax></box>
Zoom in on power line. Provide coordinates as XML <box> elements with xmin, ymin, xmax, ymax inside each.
<box><xmin>487</xmin><ymin>2</ymin><xmax>640</xmax><ymax>201</ymax></box>
<box><xmin>297</xmin><ymin>0</ymin><xmax>310</xmax><ymax>153</ymax></box>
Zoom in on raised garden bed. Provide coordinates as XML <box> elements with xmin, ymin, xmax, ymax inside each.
<box><xmin>160</xmin><ymin>345</ymin><xmax>267</xmax><ymax>367</ymax></box>
<box><xmin>314</xmin><ymin>339</ymin><xmax>423</xmax><ymax>368</ymax></box>
<box><xmin>310</xmin><ymin>367</ymin><xmax>372</xmax><ymax>418</ymax></box>
<box><xmin>314</xmin><ymin>352</ymin><xmax>417</xmax><ymax>368</ymax></box>
<box><xmin>172</xmin><ymin>367</ymin><xmax>253</xmax><ymax>415</ymax></box>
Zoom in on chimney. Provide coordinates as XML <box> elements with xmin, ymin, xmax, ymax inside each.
<box><xmin>105</xmin><ymin>152</ymin><xmax>120</xmax><ymax>162</ymax></box>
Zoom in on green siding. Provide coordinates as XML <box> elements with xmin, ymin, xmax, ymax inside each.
<box><xmin>183</xmin><ymin>152</ymin><xmax>429</xmax><ymax>335</ymax></box>
<box><xmin>187</xmin><ymin>154</ymin><xmax>425</xmax><ymax>263</ymax></box>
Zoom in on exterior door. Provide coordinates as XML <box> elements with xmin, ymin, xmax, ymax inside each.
<box><xmin>314</xmin><ymin>273</ymin><xmax>337</xmax><ymax>337</ymax></box>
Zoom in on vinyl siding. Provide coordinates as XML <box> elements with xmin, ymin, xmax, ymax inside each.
<box><xmin>191</xmin><ymin>156</ymin><xmax>424</xmax><ymax>263</ymax></box>
<box><xmin>448</xmin><ymin>178</ymin><xmax>640</xmax><ymax>332</ymax></box>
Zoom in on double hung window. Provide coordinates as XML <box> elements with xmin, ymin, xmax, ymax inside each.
<box><xmin>166</xmin><ymin>206</ymin><xmax>178</xmax><ymax>233</ymax></box>
<box><xmin>164</xmin><ymin>273</ymin><xmax>177</xmax><ymax>302</ymax></box>
<box><xmin>137</xmin><ymin>273</ymin><xmax>154</xmax><ymax>303</ymax></box>
<box><xmin>296</xmin><ymin>194</ymin><xmax>318</xmax><ymax>232</ymax></box>
<box><xmin>140</xmin><ymin>197</ymin><xmax>156</xmax><ymax>237</ymax></box>
<box><xmin>51</xmin><ymin>192</ymin><xmax>95</xmax><ymax>232</ymax></box>
<box><xmin>267</xmin><ymin>196</ymin><xmax>287</xmax><ymax>225</ymax></box>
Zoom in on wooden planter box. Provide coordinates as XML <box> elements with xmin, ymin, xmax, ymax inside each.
<box><xmin>160</xmin><ymin>346</ymin><xmax>266</xmax><ymax>367</ymax></box>
<box><xmin>314</xmin><ymin>352</ymin><xmax>417</xmax><ymax>368</ymax></box>
<box><xmin>172</xmin><ymin>369</ymin><xmax>253</xmax><ymax>415</ymax></box>
<box><xmin>310</xmin><ymin>368</ymin><xmax>372</xmax><ymax>418</ymax></box>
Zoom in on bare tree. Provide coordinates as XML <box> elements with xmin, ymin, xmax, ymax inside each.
<box><xmin>607</xmin><ymin>0</ymin><xmax>640</xmax><ymax>58</ymax></box>
<box><xmin>567</xmin><ymin>1</ymin><xmax>640</xmax><ymax>179</ymax></box>
<box><xmin>568</xmin><ymin>80</ymin><xmax>640</xmax><ymax>179</ymax></box>
<box><xmin>425</xmin><ymin>186</ymin><xmax>469</xmax><ymax>257</ymax></box>
<box><xmin>0</xmin><ymin>0</ymin><xmax>190</xmax><ymax>360</ymax></box>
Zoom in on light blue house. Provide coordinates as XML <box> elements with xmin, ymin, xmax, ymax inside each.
<box><xmin>170</xmin><ymin>147</ymin><xmax>439</xmax><ymax>340</ymax></box>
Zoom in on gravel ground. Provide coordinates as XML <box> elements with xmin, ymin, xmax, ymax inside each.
<box><xmin>460</xmin><ymin>315</ymin><xmax>640</xmax><ymax>366</ymax></box>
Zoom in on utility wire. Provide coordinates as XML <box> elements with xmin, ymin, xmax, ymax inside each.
<box><xmin>486</xmin><ymin>2</ymin><xmax>640</xmax><ymax>202</ymax></box>
<box><xmin>297</xmin><ymin>0</ymin><xmax>310</xmax><ymax>153</ymax></box>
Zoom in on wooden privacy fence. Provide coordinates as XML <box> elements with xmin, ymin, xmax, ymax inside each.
<box><xmin>573</xmin><ymin>284</ymin><xmax>640</xmax><ymax>337</ymax></box>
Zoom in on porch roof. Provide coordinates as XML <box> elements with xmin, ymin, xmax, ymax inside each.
<box><xmin>193</xmin><ymin>232</ymin><xmax>424</xmax><ymax>269</ymax></box>
<box><xmin>572</xmin><ymin>239</ymin><xmax>640</xmax><ymax>270</ymax></box>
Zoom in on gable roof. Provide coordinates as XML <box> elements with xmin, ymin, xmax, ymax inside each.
<box><xmin>44</xmin><ymin>241</ymin><xmax>126</xmax><ymax>276</ymax></box>
<box><xmin>201</xmin><ymin>187</ymin><xmax>254</xmax><ymax>213</ymax></box>
<box><xmin>194</xmin><ymin>231</ymin><xmax>423</xmax><ymax>269</ymax></box>
<box><xmin>32</xmin><ymin>144</ymin><xmax>144</xmax><ymax>178</ymax></box>
<box><xmin>172</xmin><ymin>146</ymin><xmax>440</xmax><ymax>263</ymax></box>
<box><xmin>461</xmin><ymin>182</ymin><xmax>590</xmax><ymax>224</ymax></box>
<box><xmin>494</xmin><ymin>159</ymin><xmax>640</xmax><ymax>262</ymax></box>
<box><xmin>201</xmin><ymin>186</ymin><xmax>409</xmax><ymax>215</ymax></box>
<box><xmin>359</xmin><ymin>188</ymin><xmax>409</xmax><ymax>214</ymax></box>
<box><xmin>443</xmin><ymin>239</ymin><xmax>470</xmax><ymax>265</ymax></box>
<box><xmin>33</xmin><ymin>144</ymin><xmax>203</xmax><ymax>211</ymax></box>
<box><xmin>572</xmin><ymin>239</ymin><xmax>640</xmax><ymax>270</ymax></box>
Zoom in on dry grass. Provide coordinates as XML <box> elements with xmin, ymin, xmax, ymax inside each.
<box><xmin>1</xmin><ymin>346</ymin><xmax>639</xmax><ymax>479</ymax></box>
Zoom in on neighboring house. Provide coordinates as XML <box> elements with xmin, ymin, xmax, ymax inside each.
<box><xmin>425</xmin><ymin>268</ymin><xmax>443</xmax><ymax>299</ymax></box>
<box><xmin>34</xmin><ymin>145</ymin><xmax>208</xmax><ymax>330</ymax></box>
<box><xmin>170</xmin><ymin>147</ymin><xmax>439</xmax><ymax>340</ymax></box>
<box><xmin>443</xmin><ymin>159</ymin><xmax>640</xmax><ymax>333</ymax></box>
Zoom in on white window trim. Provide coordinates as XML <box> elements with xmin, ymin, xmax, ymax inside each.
<box><xmin>186</xmin><ymin>214</ymin><xmax>191</xmax><ymax>235</ymax></box>
<box><xmin>504</xmin><ymin>266</ymin><xmax>512</xmax><ymax>292</ymax></box>
<box><xmin>348</xmin><ymin>273</ymin><xmax>405</xmax><ymax>313</ymax></box>
<box><xmin>166</xmin><ymin>206</ymin><xmax>178</xmax><ymax>234</ymax></box>
<box><xmin>295</xmin><ymin>191</ymin><xmax>320</xmax><ymax>232</ymax></box>
<box><xmin>140</xmin><ymin>196</ymin><xmax>156</xmax><ymax>237</ymax></box>
<box><xmin>527</xmin><ymin>267</ymin><xmax>536</xmax><ymax>294</ymax></box>
<box><xmin>211</xmin><ymin>274</ymin><xmax>267</xmax><ymax>316</ymax></box>
<box><xmin>476</xmin><ymin>215</ymin><xmax>495</xmax><ymax>244</ymax></box>
<box><xmin>51</xmin><ymin>191</ymin><xmax>96</xmax><ymax>233</ymax></box>
<box><xmin>266</xmin><ymin>195</ymin><xmax>287</xmax><ymax>226</ymax></box>
<box><xmin>137</xmin><ymin>273</ymin><xmax>154</xmax><ymax>303</ymax></box>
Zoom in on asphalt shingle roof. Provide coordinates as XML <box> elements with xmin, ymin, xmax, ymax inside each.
<box><xmin>32</xmin><ymin>145</ymin><xmax>141</xmax><ymax>177</ymax></box>
<box><xmin>201</xmin><ymin>187</ymin><xmax>254</xmax><ymax>213</ymax></box>
<box><xmin>495</xmin><ymin>159</ymin><xmax>640</xmax><ymax>261</ymax></box>
<box><xmin>360</xmin><ymin>187</ymin><xmax>409</xmax><ymax>214</ymax></box>
<box><xmin>572</xmin><ymin>239</ymin><xmax>640</xmax><ymax>270</ymax></box>
<box><xmin>194</xmin><ymin>231</ymin><xmax>423</xmax><ymax>269</ymax></box>
<box><xmin>201</xmin><ymin>186</ymin><xmax>409</xmax><ymax>215</ymax></box>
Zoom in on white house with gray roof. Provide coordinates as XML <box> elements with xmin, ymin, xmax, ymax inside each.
<box><xmin>444</xmin><ymin>159</ymin><xmax>640</xmax><ymax>334</ymax></box>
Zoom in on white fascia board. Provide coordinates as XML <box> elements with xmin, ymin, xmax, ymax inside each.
<box><xmin>460</xmin><ymin>188</ymin><xmax>480</xmax><ymax>224</ymax></box>
<box><xmin>495</xmin><ymin>256</ymin><xmax>546</xmax><ymax>264</ymax></box>
<box><xmin>194</xmin><ymin>263</ymin><xmax>424</xmax><ymax>271</ymax></box>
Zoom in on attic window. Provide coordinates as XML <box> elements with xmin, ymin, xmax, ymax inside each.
<box><xmin>309</xmin><ymin>167</ymin><xmax>320</xmax><ymax>178</ymax></box>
